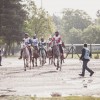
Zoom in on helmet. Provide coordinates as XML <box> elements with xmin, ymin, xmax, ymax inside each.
<box><xmin>33</xmin><ymin>34</ymin><xmax>36</xmax><ymax>39</ymax></box>
<box><xmin>25</xmin><ymin>33</ymin><xmax>29</xmax><ymax>36</ymax></box>
<box><xmin>55</xmin><ymin>31</ymin><xmax>59</xmax><ymax>36</ymax></box>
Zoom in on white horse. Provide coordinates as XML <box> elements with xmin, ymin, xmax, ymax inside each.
<box><xmin>22</xmin><ymin>45</ymin><xmax>31</xmax><ymax>71</ymax></box>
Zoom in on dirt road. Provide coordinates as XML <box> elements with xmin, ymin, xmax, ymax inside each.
<box><xmin>0</xmin><ymin>57</ymin><xmax>100</xmax><ymax>97</ymax></box>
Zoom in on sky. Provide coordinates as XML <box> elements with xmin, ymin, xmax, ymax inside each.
<box><xmin>34</xmin><ymin>0</ymin><xmax>100</xmax><ymax>19</ymax></box>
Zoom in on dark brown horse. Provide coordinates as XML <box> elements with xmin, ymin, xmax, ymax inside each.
<box><xmin>32</xmin><ymin>46</ymin><xmax>39</xmax><ymax>67</ymax></box>
<box><xmin>47</xmin><ymin>49</ymin><xmax>53</xmax><ymax>64</ymax></box>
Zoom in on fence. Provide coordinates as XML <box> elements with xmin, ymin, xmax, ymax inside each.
<box><xmin>64</xmin><ymin>44</ymin><xmax>100</xmax><ymax>58</ymax></box>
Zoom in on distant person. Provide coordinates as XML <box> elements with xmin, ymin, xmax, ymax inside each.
<box><xmin>0</xmin><ymin>47</ymin><xmax>2</xmax><ymax>66</ymax></box>
<box><xmin>38</xmin><ymin>37</ymin><xmax>46</xmax><ymax>53</ymax></box>
<box><xmin>79</xmin><ymin>43</ymin><xmax>94</xmax><ymax>77</ymax></box>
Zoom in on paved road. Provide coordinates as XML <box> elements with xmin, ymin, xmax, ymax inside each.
<box><xmin>0</xmin><ymin>57</ymin><xmax>100</xmax><ymax>97</ymax></box>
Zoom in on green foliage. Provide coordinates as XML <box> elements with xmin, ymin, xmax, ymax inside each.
<box><xmin>23</xmin><ymin>0</ymin><xmax>55</xmax><ymax>39</ymax></box>
<box><xmin>82</xmin><ymin>25</ymin><xmax>100</xmax><ymax>43</ymax></box>
<box><xmin>52</xmin><ymin>8</ymin><xmax>100</xmax><ymax>44</ymax></box>
<box><xmin>62</xmin><ymin>9</ymin><xmax>92</xmax><ymax>32</ymax></box>
<box><xmin>67</xmin><ymin>28</ymin><xmax>83</xmax><ymax>44</ymax></box>
<box><xmin>52</xmin><ymin>15</ymin><xmax>62</xmax><ymax>32</ymax></box>
<box><xmin>0</xmin><ymin>0</ymin><xmax>27</xmax><ymax>44</ymax></box>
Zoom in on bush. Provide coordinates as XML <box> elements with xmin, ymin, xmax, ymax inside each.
<box><xmin>94</xmin><ymin>53</ymin><xmax>99</xmax><ymax>59</ymax></box>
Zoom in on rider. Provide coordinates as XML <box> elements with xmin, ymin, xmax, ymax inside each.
<box><xmin>39</xmin><ymin>37</ymin><xmax>47</xmax><ymax>55</ymax></box>
<box><xmin>47</xmin><ymin>36</ymin><xmax>53</xmax><ymax>51</ymax></box>
<box><xmin>32</xmin><ymin>34</ymin><xmax>39</xmax><ymax>50</ymax></box>
<box><xmin>52</xmin><ymin>31</ymin><xmax>64</xmax><ymax>57</ymax></box>
<box><xmin>18</xmin><ymin>33</ymin><xmax>32</xmax><ymax>59</ymax></box>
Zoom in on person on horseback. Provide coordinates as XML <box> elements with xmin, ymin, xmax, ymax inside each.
<box><xmin>19</xmin><ymin>33</ymin><xmax>32</xmax><ymax>59</ymax></box>
<box><xmin>52</xmin><ymin>31</ymin><xmax>64</xmax><ymax>58</ymax></box>
<box><xmin>32</xmin><ymin>34</ymin><xmax>39</xmax><ymax>50</ymax></box>
<box><xmin>38</xmin><ymin>37</ymin><xmax>47</xmax><ymax>56</ymax></box>
<box><xmin>47</xmin><ymin>36</ymin><xmax>53</xmax><ymax>51</ymax></box>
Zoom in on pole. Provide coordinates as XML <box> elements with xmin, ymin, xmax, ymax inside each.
<box><xmin>72</xmin><ymin>44</ymin><xmax>74</xmax><ymax>58</ymax></box>
<box><xmin>41</xmin><ymin>0</ymin><xmax>42</xmax><ymax>9</ymax></box>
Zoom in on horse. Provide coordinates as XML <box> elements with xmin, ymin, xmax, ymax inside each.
<box><xmin>22</xmin><ymin>45</ymin><xmax>31</xmax><ymax>71</ymax></box>
<box><xmin>52</xmin><ymin>41</ymin><xmax>62</xmax><ymax>71</ymax></box>
<box><xmin>47</xmin><ymin>47</ymin><xmax>53</xmax><ymax>65</ymax></box>
<box><xmin>39</xmin><ymin>47</ymin><xmax>47</xmax><ymax>66</ymax></box>
<box><xmin>32</xmin><ymin>46</ymin><xmax>39</xmax><ymax>67</ymax></box>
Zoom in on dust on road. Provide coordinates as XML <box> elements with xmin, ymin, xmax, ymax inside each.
<box><xmin>0</xmin><ymin>57</ymin><xmax>100</xmax><ymax>97</ymax></box>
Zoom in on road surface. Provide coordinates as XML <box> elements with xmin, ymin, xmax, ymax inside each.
<box><xmin>0</xmin><ymin>57</ymin><xmax>100</xmax><ymax>97</ymax></box>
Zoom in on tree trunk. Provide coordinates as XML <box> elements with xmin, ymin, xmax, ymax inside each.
<box><xmin>3</xmin><ymin>44</ymin><xmax>8</xmax><ymax>57</ymax></box>
<box><xmin>11</xmin><ymin>43</ymin><xmax>15</xmax><ymax>55</ymax></box>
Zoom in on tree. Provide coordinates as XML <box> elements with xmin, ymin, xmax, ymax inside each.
<box><xmin>67</xmin><ymin>28</ymin><xmax>83</xmax><ymax>44</ymax></box>
<box><xmin>62</xmin><ymin>9</ymin><xmax>92</xmax><ymax>32</ymax></box>
<box><xmin>0</xmin><ymin>0</ymin><xmax>27</xmax><ymax>55</ymax></box>
<box><xmin>82</xmin><ymin>25</ymin><xmax>100</xmax><ymax>44</ymax></box>
<box><xmin>24</xmin><ymin>1</ymin><xmax>55</xmax><ymax>39</ymax></box>
<box><xmin>52</xmin><ymin>14</ymin><xmax>62</xmax><ymax>32</ymax></box>
<box><xmin>61</xmin><ymin>9</ymin><xmax>92</xmax><ymax>43</ymax></box>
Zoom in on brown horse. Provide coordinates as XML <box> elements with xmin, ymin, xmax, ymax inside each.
<box><xmin>32</xmin><ymin>46</ymin><xmax>39</xmax><ymax>67</ymax></box>
<box><xmin>47</xmin><ymin>49</ymin><xmax>53</xmax><ymax>64</ymax></box>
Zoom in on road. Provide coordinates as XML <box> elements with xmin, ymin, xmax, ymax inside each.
<box><xmin>0</xmin><ymin>57</ymin><xmax>100</xmax><ymax>97</ymax></box>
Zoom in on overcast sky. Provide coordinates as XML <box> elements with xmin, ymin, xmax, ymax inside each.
<box><xmin>34</xmin><ymin>0</ymin><xmax>100</xmax><ymax>19</ymax></box>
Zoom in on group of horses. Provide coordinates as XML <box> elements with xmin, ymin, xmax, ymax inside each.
<box><xmin>22</xmin><ymin>43</ymin><xmax>64</xmax><ymax>71</ymax></box>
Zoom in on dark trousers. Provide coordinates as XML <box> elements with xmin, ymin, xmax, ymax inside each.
<box><xmin>0</xmin><ymin>56</ymin><xmax>2</xmax><ymax>65</ymax></box>
<box><xmin>82</xmin><ymin>60</ymin><xmax>93</xmax><ymax>76</ymax></box>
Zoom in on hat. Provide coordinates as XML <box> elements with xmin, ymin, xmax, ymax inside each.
<box><xmin>55</xmin><ymin>31</ymin><xmax>59</xmax><ymax>33</ymax></box>
<box><xmin>25</xmin><ymin>33</ymin><xmax>29</xmax><ymax>36</ymax></box>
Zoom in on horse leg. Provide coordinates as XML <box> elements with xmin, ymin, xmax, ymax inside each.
<box><xmin>51</xmin><ymin>58</ymin><xmax>53</xmax><ymax>64</ymax></box>
<box><xmin>29</xmin><ymin>57</ymin><xmax>31</xmax><ymax>69</ymax></box>
<box><xmin>39</xmin><ymin>57</ymin><xmax>42</xmax><ymax>66</ymax></box>
<box><xmin>53</xmin><ymin>57</ymin><xmax>56</xmax><ymax>67</ymax></box>
<box><xmin>56</xmin><ymin>58</ymin><xmax>59</xmax><ymax>70</ymax></box>
<box><xmin>24</xmin><ymin>59</ymin><xmax>26</xmax><ymax>71</ymax></box>
<box><xmin>36</xmin><ymin>58</ymin><xmax>37</xmax><ymax>67</ymax></box>
<box><xmin>49</xmin><ymin>58</ymin><xmax>50</xmax><ymax>65</ymax></box>
<box><xmin>32</xmin><ymin>58</ymin><xmax>34</xmax><ymax>67</ymax></box>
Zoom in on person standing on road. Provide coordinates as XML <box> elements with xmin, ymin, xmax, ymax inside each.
<box><xmin>79</xmin><ymin>43</ymin><xmax>94</xmax><ymax>77</ymax></box>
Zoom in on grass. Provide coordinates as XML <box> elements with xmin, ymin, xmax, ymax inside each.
<box><xmin>0</xmin><ymin>96</ymin><xmax>100</xmax><ymax>100</ymax></box>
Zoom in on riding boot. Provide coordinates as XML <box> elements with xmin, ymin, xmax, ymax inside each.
<box><xmin>18</xmin><ymin>49</ymin><xmax>23</xmax><ymax>59</ymax></box>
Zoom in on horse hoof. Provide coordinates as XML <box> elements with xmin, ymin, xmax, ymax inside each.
<box><xmin>56</xmin><ymin>67</ymin><xmax>58</xmax><ymax>70</ymax></box>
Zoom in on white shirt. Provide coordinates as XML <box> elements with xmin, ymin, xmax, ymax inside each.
<box><xmin>32</xmin><ymin>38</ymin><xmax>38</xmax><ymax>46</ymax></box>
<box><xmin>23</xmin><ymin>37</ymin><xmax>31</xmax><ymax>45</ymax></box>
